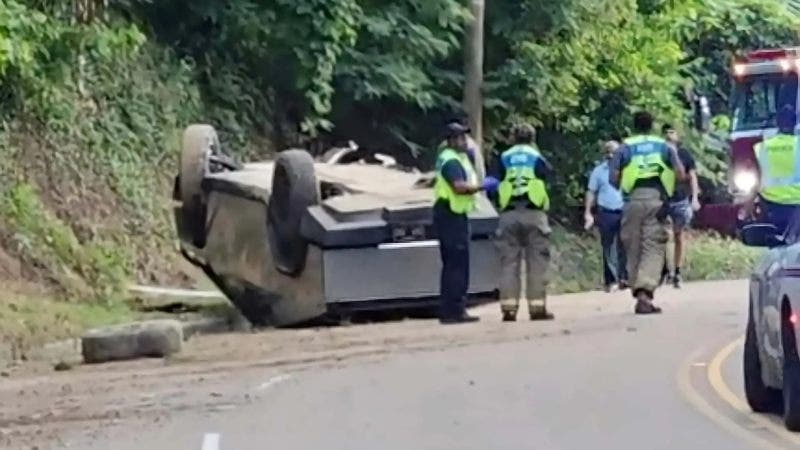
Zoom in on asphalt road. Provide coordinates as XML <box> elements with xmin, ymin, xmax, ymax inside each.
<box><xmin>13</xmin><ymin>280</ymin><xmax>800</xmax><ymax>450</ymax></box>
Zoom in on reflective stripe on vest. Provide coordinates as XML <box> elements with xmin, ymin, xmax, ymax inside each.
<box><xmin>756</xmin><ymin>134</ymin><xmax>800</xmax><ymax>205</ymax></box>
<box><xmin>497</xmin><ymin>144</ymin><xmax>549</xmax><ymax>211</ymax></box>
<box><xmin>620</xmin><ymin>135</ymin><xmax>676</xmax><ymax>197</ymax></box>
<box><xmin>434</xmin><ymin>148</ymin><xmax>477</xmax><ymax>214</ymax></box>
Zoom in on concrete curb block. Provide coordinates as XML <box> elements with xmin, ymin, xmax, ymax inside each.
<box><xmin>82</xmin><ymin>319</ymin><xmax>184</xmax><ymax>364</ymax></box>
<box><xmin>24</xmin><ymin>339</ymin><xmax>83</xmax><ymax>366</ymax></box>
<box><xmin>182</xmin><ymin>317</ymin><xmax>233</xmax><ymax>339</ymax></box>
<box><xmin>0</xmin><ymin>314</ymin><xmax>239</xmax><ymax>369</ymax></box>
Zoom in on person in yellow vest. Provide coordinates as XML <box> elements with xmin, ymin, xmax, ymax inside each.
<box><xmin>743</xmin><ymin>105</ymin><xmax>800</xmax><ymax>236</ymax></box>
<box><xmin>610</xmin><ymin>111</ymin><xmax>685</xmax><ymax>314</ymax></box>
<box><xmin>489</xmin><ymin>123</ymin><xmax>554</xmax><ymax>322</ymax></box>
<box><xmin>434</xmin><ymin>122</ymin><xmax>499</xmax><ymax>324</ymax></box>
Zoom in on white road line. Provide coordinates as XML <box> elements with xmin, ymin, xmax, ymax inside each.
<box><xmin>257</xmin><ymin>374</ymin><xmax>291</xmax><ymax>391</ymax></box>
<box><xmin>202</xmin><ymin>433</ymin><xmax>220</xmax><ymax>450</ymax></box>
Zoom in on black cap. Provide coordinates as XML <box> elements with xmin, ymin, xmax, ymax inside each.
<box><xmin>444</xmin><ymin>121</ymin><xmax>470</xmax><ymax>138</ymax></box>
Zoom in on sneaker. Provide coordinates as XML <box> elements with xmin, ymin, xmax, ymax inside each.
<box><xmin>604</xmin><ymin>284</ymin><xmax>613</xmax><ymax>293</ymax></box>
<box><xmin>673</xmin><ymin>273</ymin><xmax>682</xmax><ymax>289</ymax></box>
<box><xmin>440</xmin><ymin>313</ymin><xmax>480</xmax><ymax>325</ymax></box>
<box><xmin>618</xmin><ymin>280</ymin><xmax>629</xmax><ymax>290</ymax></box>
<box><xmin>502</xmin><ymin>310</ymin><xmax>517</xmax><ymax>322</ymax></box>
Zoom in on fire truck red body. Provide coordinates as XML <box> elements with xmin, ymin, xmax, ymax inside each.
<box><xmin>695</xmin><ymin>47</ymin><xmax>800</xmax><ymax>235</ymax></box>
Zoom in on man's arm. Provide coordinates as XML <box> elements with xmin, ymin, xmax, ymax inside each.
<box><xmin>584</xmin><ymin>167</ymin><xmax>599</xmax><ymax>229</ymax></box>
<box><xmin>667</xmin><ymin>143</ymin><xmax>686</xmax><ymax>181</ymax></box>
<box><xmin>609</xmin><ymin>147</ymin><xmax>625</xmax><ymax>189</ymax></box>
<box><xmin>442</xmin><ymin>160</ymin><xmax>482</xmax><ymax>195</ymax></box>
<box><xmin>678</xmin><ymin>147</ymin><xmax>701</xmax><ymax>210</ymax></box>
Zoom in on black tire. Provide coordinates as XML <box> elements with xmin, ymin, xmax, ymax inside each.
<box><xmin>781</xmin><ymin>302</ymin><xmax>800</xmax><ymax>431</ymax></box>
<box><xmin>179</xmin><ymin>124</ymin><xmax>220</xmax><ymax>248</ymax></box>
<box><xmin>744</xmin><ymin>304</ymin><xmax>782</xmax><ymax>413</ymax></box>
<box><xmin>267</xmin><ymin>149</ymin><xmax>319</xmax><ymax>276</ymax></box>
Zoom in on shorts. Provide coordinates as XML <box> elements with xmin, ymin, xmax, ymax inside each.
<box><xmin>668</xmin><ymin>199</ymin><xmax>693</xmax><ymax>230</ymax></box>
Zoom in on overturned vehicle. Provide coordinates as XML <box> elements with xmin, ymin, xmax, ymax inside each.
<box><xmin>173</xmin><ymin>125</ymin><xmax>500</xmax><ymax>326</ymax></box>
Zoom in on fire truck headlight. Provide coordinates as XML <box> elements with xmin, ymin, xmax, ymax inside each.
<box><xmin>734</xmin><ymin>170</ymin><xmax>758</xmax><ymax>193</ymax></box>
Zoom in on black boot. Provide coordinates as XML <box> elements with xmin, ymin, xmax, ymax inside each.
<box><xmin>633</xmin><ymin>289</ymin><xmax>662</xmax><ymax>315</ymax></box>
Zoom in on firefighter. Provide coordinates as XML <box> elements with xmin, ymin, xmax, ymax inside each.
<box><xmin>490</xmin><ymin>123</ymin><xmax>554</xmax><ymax>322</ymax></box>
<box><xmin>434</xmin><ymin>122</ymin><xmax>498</xmax><ymax>324</ymax></box>
<box><xmin>745</xmin><ymin>105</ymin><xmax>800</xmax><ymax>235</ymax></box>
<box><xmin>610</xmin><ymin>111</ymin><xmax>685</xmax><ymax>314</ymax></box>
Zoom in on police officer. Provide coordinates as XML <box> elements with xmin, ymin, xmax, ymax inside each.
<box><xmin>490</xmin><ymin>123</ymin><xmax>554</xmax><ymax>322</ymax></box>
<box><xmin>434</xmin><ymin>122</ymin><xmax>499</xmax><ymax>324</ymax></box>
<box><xmin>744</xmin><ymin>105</ymin><xmax>800</xmax><ymax>236</ymax></box>
<box><xmin>610</xmin><ymin>111</ymin><xmax>685</xmax><ymax>314</ymax></box>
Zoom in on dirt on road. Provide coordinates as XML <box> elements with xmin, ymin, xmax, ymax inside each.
<box><xmin>0</xmin><ymin>281</ymin><xmax>743</xmax><ymax>450</ymax></box>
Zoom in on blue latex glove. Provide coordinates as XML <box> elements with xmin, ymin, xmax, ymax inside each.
<box><xmin>482</xmin><ymin>176</ymin><xmax>500</xmax><ymax>193</ymax></box>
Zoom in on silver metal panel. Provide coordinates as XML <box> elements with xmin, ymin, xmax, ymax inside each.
<box><xmin>322</xmin><ymin>240</ymin><xmax>500</xmax><ymax>303</ymax></box>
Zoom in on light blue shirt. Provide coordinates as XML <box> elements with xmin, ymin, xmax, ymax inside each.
<box><xmin>588</xmin><ymin>160</ymin><xmax>624</xmax><ymax>210</ymax></box>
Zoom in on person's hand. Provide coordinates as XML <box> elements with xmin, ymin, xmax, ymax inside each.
<box><xmin>481</xmin><ymin>176</ymin><xmax>500</xmax><ymax>193</ymax></box>
<box><xmin>583</xmin><ymin>212</ymin><xmax>594</xmax><ymax>230</ymax></box>
<box><xmin>691</xmin><ymin>197</ymin><xmax>701</xmax><ymax>212</ymax></box>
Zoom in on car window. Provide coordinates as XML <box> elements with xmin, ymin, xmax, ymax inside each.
<box><xmin>732</xmin><ymin>73</ymin><xmax>798</xmax><ymax>132</ymax></box>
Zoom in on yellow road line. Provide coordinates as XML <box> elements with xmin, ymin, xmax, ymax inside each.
<box><xmin>676</xmin><ymin>345</ymin><xmax>778</xmax><ymax>450</ymax></box>
<box><xmin>707</xmin><ymin>337</ymin><xmax>800</xmax><ymax>446</ymax></box>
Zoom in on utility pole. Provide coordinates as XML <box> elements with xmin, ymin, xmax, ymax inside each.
<box><xmin>463</xmin><ymin>0</ymin><xmax>485</xmax><ymax>178</ymax></box>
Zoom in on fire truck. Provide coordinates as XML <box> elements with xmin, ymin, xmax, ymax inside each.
<box><xmin>694</xmin><ymin>47</ymin><xmax>800</xmax><ymax>235</ymax></box>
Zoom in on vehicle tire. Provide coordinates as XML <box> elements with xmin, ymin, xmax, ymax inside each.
<box><xmin>267</xmin><ymin>149</ymin><xmax>319</xmax><ymax>276</ymax></box>
<box><xmin>781</xmin><ymin>302</ymin><xmax>800</xmax><ymax>431</ymax></box>
<box><xmin>179</xmin><ymin>124</ymin><xmax>220</xmax><ymax>248</ymax></box>
<box><xmin>744</xmin><ymin>304</ymin><xmax>782</xmax><ymax>413</ymax></box>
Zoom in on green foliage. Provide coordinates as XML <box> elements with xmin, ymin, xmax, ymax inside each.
<box><xmin>0</xmin><ymin>1</ymin><xmax>202</xmax><ymax>303</ymax></box>
<box><xmin>550</xmin><ymin>228</ymin><xmax>762</xmax><ymax>294</ymax></box>
<box><xmin>0</xmin><ymin>184</ymin><xmax>130</xmax><ymax>301</ymax></box>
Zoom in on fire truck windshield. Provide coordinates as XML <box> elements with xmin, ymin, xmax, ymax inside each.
<box><xmin>731</xmin><ymin>72</ymin><xmax>798</xmax><ymax>131</ymax></box>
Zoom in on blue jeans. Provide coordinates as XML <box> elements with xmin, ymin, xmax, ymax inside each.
<box><xmin>598</xmin><ymin>208</ymin><xmax>628</xmax><ymax>286</ymax></box>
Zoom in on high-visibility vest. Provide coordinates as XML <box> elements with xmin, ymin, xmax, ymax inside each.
<box><xmin>497</xmin><ymin>144</ymin><xmax>549</xmax><ymax>211</ymax></box>
<box><xmin>620</xmin><ymin>135</ymin><xmax>676</xmax><ymax>196</ymax></box>
<box><xmin>434</xmin><ymin>148</ymin><xmax>478</xmax><ymax>214</ymax></box>
<box><xmin>755</xmin><ymin>134</ymin><xmax>800</xmax><ymax>205</ymax></box>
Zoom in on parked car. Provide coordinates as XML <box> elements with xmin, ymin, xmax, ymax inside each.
<box><xmin>741</xmin><ymin>221</ymin><xmax>800</xmax><ymax>430</ymax></box>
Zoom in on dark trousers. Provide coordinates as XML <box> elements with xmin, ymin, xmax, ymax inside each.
<box><xmin>434</xmin><ymin>205</ymin><xmax>470</xmax><ymax>318</ymax></box>
<box><xmin>762</xmin><ymin>198</ymin><xmax>800</xmax><ymax>237</ymax></box>
<box><xmin>598</xmin><ymin>208</ymin><xmax>627</xmax><ymax>286</ymax></box>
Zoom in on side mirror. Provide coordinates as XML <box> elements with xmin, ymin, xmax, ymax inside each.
<box><xmin>740</xmin><ymin>222</ymin><xmax>783</xmax><ymax>247</ymax></box>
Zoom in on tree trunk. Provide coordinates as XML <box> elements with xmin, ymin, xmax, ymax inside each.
<box><xmin>463</xmin><ymin>0</ymin><xmax>485</xmax><ymax>179</ymax></box>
